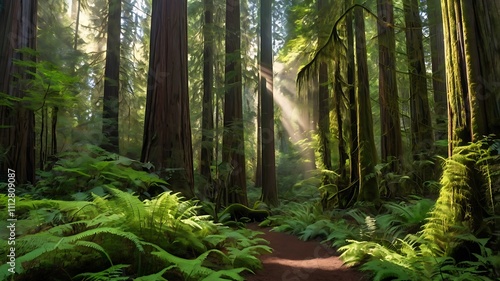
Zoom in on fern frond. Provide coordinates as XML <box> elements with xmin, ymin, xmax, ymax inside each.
<box><xmin>73</xmin><ymin>264</ymin><xmax>130</xmax><ymax>281</ymax></box>
<box><xmin>64</xmin><ymin>227</ymin><xmax>144</xmax><ymax>253</ymax></box>
<box><xmin>133</xmin><ymin>266</ymin><xmax>174</xmax><ymax>281</ymax></box>
<box><xmin>201</xmin><ymin>267</ymin><xmax>250</xmax><ymax>281</ymax></box>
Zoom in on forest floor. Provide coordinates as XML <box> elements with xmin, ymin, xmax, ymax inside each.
<box><xmin>245</xmin><ymin>223</ymin><xmax>366</xmax><ymax>281</ymax></box>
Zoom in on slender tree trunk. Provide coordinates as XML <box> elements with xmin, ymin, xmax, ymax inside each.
<box><xmin>102</xmin><ymin>0</ymin><xmax>121</xmax><ymax>153</ymax></box>
<box><xmin>260</xmin><ymin>0</ymin><xmax>278</xmax><ymax>206</ymax></box>
<box><xmin>255</xmin><ymin>81</ymin><xmax>262</xmax><ymax>187</ymax></box>
<box><xmin>141</xmin><ymin>0</ymin><xmax>194</xmax><ymax>198</ymax></box>
<box><xmin>403</xmin><ymin>0</ymin><xmax>434</xmax><ymax>188</ymax></box>
<box><xmin>427</xmin><ymin>0</ymin><xmax>447</xmax><ymax>142</ymax></box>
<box><xmin>317</xmin><ymin>0</ymin><xmax>332</xmax><ymax>172</ymax></box>
<box><xmin>201</xmin><ymin>0</ymin><xmax>215</xmax><ymax>199</ymax></box>
<box><xmin>404</xmin><ymin>0</ymin><xmax>433</xmax><ymax>154</ymax></box>
<box><xmin>334</xmin><ymin>61</ymin><xmax>347</xmax><ymax>181</ymax></box>
<box><xmin>223</xmin><ymin>0</ymin><xmax>248</xmax><ymax>205</ymax></box>
<box><xmin>346</xmin><ymin>2</ymin><xmax>358</xmax><ymax>206</ymax></box>
<box><xmin>355</xmin><ymin>7</ymin><xmax>379</xmax><ymax>203</ymax></box>
<box><xmin>0</xmin><ymin>0</ymin><xmax>37</xmax><ymax>184</ymax></box>
<box><xmin>377</xmin><ymin>0</ymin><xmax>403</xmax><ymax>172</ymax></box>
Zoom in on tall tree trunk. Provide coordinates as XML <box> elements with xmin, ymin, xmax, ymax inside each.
<box><xmin>403</xmin><ymin>0</ymin><xmax>434</xmax><ymax>188</ymax></box>
<box><xmin>377</xmin><ymin>0</ymin><xmax>403</xmax><ymax>172</ymax></box>
<box><xmin>0</xmin><ymin>0</ymin><xmax>37</xmax><ymax>184</ymax></box>
<box><xmin>423</xmin><ymin>0</ymin><xmax>500</xmax><ymax>252</ymax></box>
<box><xmin>346</xmin><ymin>1</ymin><xmax>358</xmax><ymax>206</ymax></box>
<box><xmin>404</xmin><ymin>0</ymin><xmax>433</xmax><ymax>154</ymax></box>
<box><xmin>355</xmin><ymin>7</ymin><xmax>379</xmax><ymax>203</ymax></box>
<box><xmin>102</xmin><ymin>0</ymin><xmax>121</xmax><ymax>153</ymax></box>
<box><xmin>223</xmin><ymin>0</ymin><xmax>248</xmax><ymax>205</ymax></box>
<box><xmin>141</xmin><ymin>0</ymin><xmax>194</xmax><ymax>198</ymax></box>
<box><xmin>427</xmin><ymin>0</ymin><xmax>447</xmax><ymax>142</ymax></box>
<box><xmin>317</xmin><ymin>0</ymin><xmax>332</xmax><ymax>172</ymax></box>
<box><xmin>334</xmin><ymin>61</ymin><xmax>347</xmax><ymax>181</ymax></box>
<box><xmin>260</xmin><ymin>0</ymin><xmax>278</xmax><ymax>206</ymax></box>
<box><xmin>255</xmin><ymin>80</ymin><xmax>262</xmax><ymax>187</ymax></box>
<box><xmin>443</xmin><ymin>0</ymin><xmax>500</xmax><ymax>154</ymax></box>
<box><xmin>201</xmin><ymin>0</ymin><xmax>215</xmax><ymax>200</ymax></box>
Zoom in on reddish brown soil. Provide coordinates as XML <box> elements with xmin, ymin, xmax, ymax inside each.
<box><xmin>245</xmin><ymin>223</ymin><xmax>366</xmax><ymax>281</ymax></box>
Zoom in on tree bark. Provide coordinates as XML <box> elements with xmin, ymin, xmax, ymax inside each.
<box><xmin>201</xmin><ymin>0</ymin><xmax>215</xmax><ymax>199</ymax></box>
<box><xmin>222</xmin><ymin>0</ymin><xmax>248</xmax><ymax>205</ymax></box>
<box><xmin>260</xmin><ymin>0</ymin><xmax>278</xmax><ymax>206</ymax></box>
<box><xmin>346</xmin><ymin>2</ymin><xmax>358</xmax><ymax>206</ymax></box>
<box><xmin>442</xmin><ymin>0</ymin><xmax>500</xmax><ymax>154</ymax></box>
<box><xmin>427</xmin><ymin>0</ymin><xmax>447</xmax><ymax>142</ymax></box>
<box><xmin>355</xmin><ymin>7</ymin><xmax>379</xmax><ymax>203</ymax></box>
<box><xmin>141</xmin><ymin>0</ymin><xmax>194</xmax><ymax>198</ymax></box>
<box><xmin>102</xmin><ymin>0</ymin><xmax>121</xmax><ymax>153</ymax></box>
<box><xmin>403</xmin><ymin>0</ymin><xmax>433</xmax><ymax>155</ymax></box>
<box><xmin>0</xmin><ymin>0</ymin><xmax>37</xmax><ymax>184</ymax></box>
<box><xmin>377</xmin><ymin>0</ymin><xmax>403</xmax><ymax>171</ymax></box>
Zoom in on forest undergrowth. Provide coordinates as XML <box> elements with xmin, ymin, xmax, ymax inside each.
<box><xmin>0</xmin><ymin>145</ymin><xmax>271</xmax><ymax>281</ymax></box>
<box><xmin>261</xmin><ymin>140</ymin><xmax>500</xmax><ymax>281</ymax></box>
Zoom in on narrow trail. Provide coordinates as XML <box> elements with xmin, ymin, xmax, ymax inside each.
<box><xmin>245</xmin><ymin>223</ymin><xmax>366</xmax><ymax>281</ymax></box>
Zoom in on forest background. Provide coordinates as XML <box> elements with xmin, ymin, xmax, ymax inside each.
<box><xmin>1</xmin><ymin>0</ymin><xmax>500</xmax><ymax>280</ymax></box>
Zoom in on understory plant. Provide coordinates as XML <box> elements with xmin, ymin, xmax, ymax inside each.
<box><xmin>263</xmin><ymin>141</ymin><xmax>500</xmax><ymax>280</ymax></box>
<box><xmin>0</xmin><ymin>187</ymin><xmax>271</xmax><ymax>281</ymax></box>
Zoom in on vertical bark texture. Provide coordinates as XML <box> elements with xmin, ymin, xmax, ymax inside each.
<box><xmin>346</xmin><ymin>2</ymin><xmax>359</xmax><ymax>205</ymax></box>
<box><xmin>0</xmin><ymin>0</ymin><xmax>37</xmax><ymax>184</ymax></box>
<box><xmin>201</xmin><ymin>0</ymin><xmax>215</xmax><ymax>198</ymax></box>
<box><xmin>443</xmin><ymin>0</ymin><xmax>500</xmax><ymax>155</ymax></box>
<box><xmin>223</xmin><ymin>0</ymin><xmax>248</xmax><ymax>205</ymax></box>
<box><xmin>141</xmin><ymin>0</ymin><xmax>194</xmax><ymax>198</ymax></box>
<box><xmin>260</xmin><ymin>0</ymin><xmax>278</xmax><ymax>206</ymax></box>
<box><xmin>403</xmin><ymin>0</ymin><xmax>433</xmax><ymax>155</ymax></box>
<box><xmin>427</xmin><ymin>0</ymin><xmax>447</xmax><ymax>141</ymax></box>
<box><xmin>355</xmin><ymin>7</ymin><xmax>379</xmax><ymax>202</ymax></box>
<box><xmin>317</xmin><ymin>0</ymin><xmax>332</xmax><ymax>171</ymax></box>
<box><xmin>377</xmin><ymin>0</ymin><xmax>403</xmax><ymax>169</ymax></box>
<box><xmin>102</xmin><ymin>0</ymin><xmax>121</xmax><ymax>153</ymax></box>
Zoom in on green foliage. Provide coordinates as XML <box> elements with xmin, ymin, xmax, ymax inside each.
<box><xmin>34</xmin><ymin>144</ymin><xmax>166</xmax><ymax>199</ymax></box>
<box><xmin>0</xmin><ymin>187</ymin><xmax>270</xmax><ymax>280</ymax></box>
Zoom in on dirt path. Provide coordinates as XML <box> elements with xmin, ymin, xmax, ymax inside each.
<box><xmin>245</xmin><ymin>223</ymin><xmax>366</xmax><ymax>281</ymax></box>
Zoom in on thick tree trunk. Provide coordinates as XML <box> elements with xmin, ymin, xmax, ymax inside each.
<box><xmin>222</xmin><ymin>0</ymin><xmax>248</xmax><ymax>205</ymax></box>
<box><xmin>442</xmin><ymin>0</ymin><xmax>500</xmax><ymax>154</ymax></box>
<box><xmin>0</xmin><ymin>0</ymin><xmax>37</xmax><ymax>184</ymax></box>
<box><xmin>377</xmin><ymin>0</ymin><xmax>403</xmax><ymax>171</ymax></box>
<box><xmin>102</xmin><ymin>0</ymin><xmax>121</xmax><ymax>153</ymax></box>
<box><xmin>141</xmin><ymin>0</ymin><xmax>194</xmax><ymax>198</ymax></box>
<box><xmin>355</xmin><ymin>7</ymin><xmax>379</xmax><ymax>203</ymax></box>
<box><xmin>201</xmin><ymin>0</ymin><xmax>215</xmax><ymax>199</ymax></box>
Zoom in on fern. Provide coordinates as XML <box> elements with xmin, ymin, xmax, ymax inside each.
<box><xmin>74</xmin><ymin>264</ymin><xmax>130</xmax><ymax>281</ymax></box>
<box><xmin>226</xmin><ymin>245</ymin><xmax>272</xmax><ymax>270</ymax></box>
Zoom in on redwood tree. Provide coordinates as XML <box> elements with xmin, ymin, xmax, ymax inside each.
<box><xmin>260</xmin><ymin>0</ymin><xmax>278</xmax><ymax>206</ymax></box>
<box><xmin>355</xmin><ymin>7</ymin><xmax>379</xmax><ymax>202</ymax></box>
<box><xmin>222</xmin><ymin>0</ymin><xmax>248</xmax><ymax>205</ymax></box>
<box><xmin>102</xmin><ymin>0</ymin><xmax>121</xmax><ymax>153</ymax></box>
<box><xmin>141</xmin><ymin>0</ymin><xmax>194</xmax><ymax>198</ymax></box>
<box><xmin>0</xmin><ymin>0</ymin><xmax>37</xmax><ymax>184</ymax></box>
<box><xmin>427</xmin><ymin>0</ymin><xmax>447</xmax><ymax>142</ymax></box>
<box><xmin>200</xmin><ymin>0</ymin><xmax>215</xmax><ymax>199</ymax></box>
<box><xmin>443</xmin><ymin>0</ymin><xmax>500</xmax><ymax>153</ymax></box>
<box><xmin>377</xmin><ymin>0</ymin><xmax>403</xmax><ymax>171</ymax></box>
